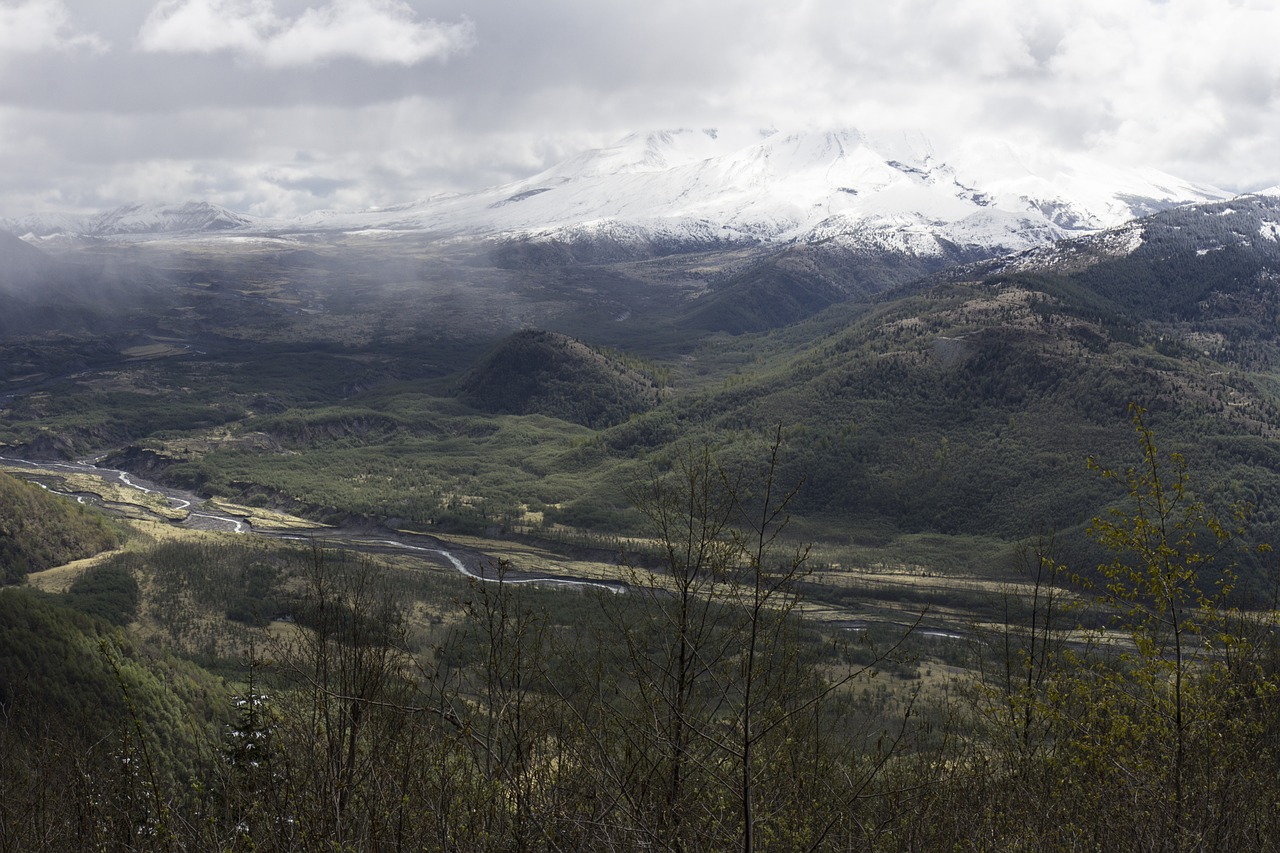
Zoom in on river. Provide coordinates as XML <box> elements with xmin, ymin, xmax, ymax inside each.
<box><xmin>0</xmin><ymin>454</ymin><xmax>627</xmax><ymax>593</ymax></box>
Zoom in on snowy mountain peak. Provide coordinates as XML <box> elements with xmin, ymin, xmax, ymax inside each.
<box><xmin>534</xmin><ymin>127</ymin><xmax>749</xmax><ymax>182</ymax></box>
<box><xmin>4</xmin><ymin>128</ymin><xmax>1235</xmax><ymax>264</ymax></box>
<box><xmin>84</xmin><ymin>201</ymin><xmax>257</xmax><ymax>236</ymax></box>
<box><xmin>3</xmin><ymin>201</ymin><xmax>258</xmax><ymax>239</ymax></box>
<box><xmin>277</xmin><ymin>127</ymin><xmax>1230</xmax><ymax>260</ymax></box>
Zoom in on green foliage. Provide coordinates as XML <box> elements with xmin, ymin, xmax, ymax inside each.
<box><xmin>0</xmin><ymin>470</ymin><xmax>121</xmax><ymax>583</ymax></box>
<box><xmin>456</xmin><ymin>329</ymin><xmax>664</xmax><ymax>428</ymax></box>
<box><xmin>953</xmin><ymin>407</ymin><xmax>1280</xmax><ymax>851</ymax></box>
<box><xmin>1087</xmin><ymin>405</ymin><xmax>1244</xmax><ymax>637</ymax></box>
<box><xmin>7</xmin><ymin>419</ymin><xmax>1280</xmax><ymax>849</ymax></box>
<box><xmin>114</xmin><ymin>540</ymin><xmax>290</xmax><ymax>654</ymax></box>
<box><xmin>0</xmin><ymin>588</ymin><xmax>220</xmax><ymax>767</ymax></box>
<box><xmin>3</xmin><ymin>386</ymin><xmax>246</xmax><ymax>455</ymax></box>
<box><xmin>252</xmin><ymin>406</ymin><xmax>408</xmax><ymax>447</ymax></box>
<box><xmin>64</xmin><ymin>562</ymin><xmax>140</xmax><ymax>625</ymax></box>
<box><xmin>0</xmin><ymin>589</ymin><xmax>126</xmax><ymax>723</ymax></box>
<box><xmin>1052</xmin><ymin>406</ymin><xmax>1271</xmax><ymax>848</ymax></box>
<box><xmin>224</xmin><ymin>561</ymin><xmax>281</xmax><ymax>626</ymax></box>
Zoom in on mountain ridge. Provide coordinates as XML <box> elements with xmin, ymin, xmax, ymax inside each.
<box><xmin>3</xmin><ymin>129</ymin><xmax>1232</xmax><ymax>262</ymax></box>
<box><xmin>285</xmin><ymin>128</ymin><xmax>1227</xmax><ymax>255</ymax></box>
<box><xmin>3</xmin><ymin>201</ymin><xmax>257</xmax><ymax>240</ymax></box>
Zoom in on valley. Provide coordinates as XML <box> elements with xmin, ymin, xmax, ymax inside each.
<box><xmin>8</xmin><ymin>189</ymin><xmax>1280</xmax><ymax>633</ymax></box>
<box><xmin>0</xmin><ymin>452</ymin><xmax>638</xmax><ymax>591</ymax></box>
<box><xmin>4</xmin><ymin>134</ymin><xmax>1280</xmax><ymax>848</ymax></box>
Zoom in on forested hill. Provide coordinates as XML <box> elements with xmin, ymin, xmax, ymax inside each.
<box><xmin>562</xmin><ymin>194</ymin><xmax>1280</xmax><ymax>590</ymax></box>
<box><xmin>945</xmin><ymin>191</ymin><xmax>1280</xmax><ymax>325</ymax></box>
<box><xmin>0</xmin><ymin>471</ymin><xmax>121</xmax><ymax>583</ymax></box>
<box><xmin>456</xmin><ymin>329</ymin><xmax>666</xmax><ymax>428</ymax></box>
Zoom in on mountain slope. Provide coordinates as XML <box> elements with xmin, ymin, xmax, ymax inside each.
<box><xmin>0</xmin><ymin>470</ymin><xmax>121</xmax><ymax>583</ymax></box>
<box><xmin>942</xmin><ymin>192</ymin><xmax>1280</xmax><ymax>335</ymax></box>
<box><xmin>82</xmin><ymin>201</ymin><xmax>256</xmax><ymax>236</ymax></box>
<box><xmin>680</xmin><ymin>229</ymin><xmax>994</xmax><ymax>333</ymax></box>
<box><xmin>3</xmin><ymin>201</ymin><xmax>257</xmax><ymax>239</ymax></box>
<box><xmin>291</xmin><ymin>128</ymin><xmax>1227</xmax><ymax>257</ymax></box>
<box><xmin>554</xmin><ymin>194</ymin><xmax>1280</xmax><ymax>588</ymax></box>
<box><xmin>0</xmin><ymin>228</ymin><xmax>180</xmax><ymax>336</ymax></box>
<box><xmin>456</xmin><ymin>329</ymin><xmax>666</xmax><ymax>428</ymax></box>
<box><xmin>0</xmin><ymin>230</ymin><xmax>60</xmax><ymax>292</ymax></box>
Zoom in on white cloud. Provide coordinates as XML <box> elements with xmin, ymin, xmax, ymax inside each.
<box><xmin>691</xmin><ymin>0</ymin><xmax>1280</xmax><ymax>191</ymax></box>
<box><xmin>137</xmin><ymin>0</ymin><xmax>473</xmax><ymax>66</ymax></box>
<box><xmin>264</xmin><ymin>0</ymin><xmax>473</xmax><ymax>67</ymax></box>
<box><xmin>5</xmin><ymin>0</ymin><xmax>1280</xmax><ymax>218</ymax></box>
<box><xmin>0</xmin><ymin>0</ymin><xmax>106</xmax><ymax>54</ymax></box>
<box><xmin>136</xmin><ymin>0</ymin><xmax>276</xmax><ymax>55</ymax></box>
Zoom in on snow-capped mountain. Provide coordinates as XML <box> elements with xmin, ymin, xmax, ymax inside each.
<box><xmin>942</xmin><ymin>190</ymin><xmax>1280</xmax><ymax>289</ymax></box>
<box><xmin>3</xmin><ymin>129</ymin><xmax>1230</xmax><ymax>260</ymax></box>
<box><xmin>0</xmin><ymin>211</ymin><xmax>87</xmax><ymax>240</ymax></box>
<box><xmin>82</xmin><ymin>201</ymin><xmax>257</xmax><ymax>236</ymax></box>
<box><xmin>4</xmin><ymin>201</ymin><xmax>257</xmax><ymax>239</ymax></box>
<box><xmin>287</xmin><ymin>127</ymin><xmax>1229</xmax><ymax>256</ymax></box>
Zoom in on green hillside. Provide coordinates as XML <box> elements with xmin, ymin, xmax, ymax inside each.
<box><xmin>456</xmin><ymin>329</ymin><xmax>666</xmax><ymax>428</ymax></box>
<box><xmin>0</xmin><ymin>470</ymin><xmax>122</xmax><ymax>583</ymax></box>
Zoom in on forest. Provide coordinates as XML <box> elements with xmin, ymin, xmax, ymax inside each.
<box><xmin>3</xmin><ymin>413</ymin><xmax>1280</xmax><ymax>851</ymax></box>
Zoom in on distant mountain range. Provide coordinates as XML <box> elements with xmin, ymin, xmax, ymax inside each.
<box><xmin>3</xmin><ymin>128</ymin><xmax>1235</xmax><ymax>261</ymax></box>
<box><xmin>5</xmin><ymin>201</ymin><xmax>254</xmax><ymax>240</ymax></box>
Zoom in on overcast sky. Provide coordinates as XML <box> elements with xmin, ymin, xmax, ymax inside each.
<box><xmin>2</xmin><ymin>0</ymin><xmax>1278</xmax><ymax>218</ymax></box>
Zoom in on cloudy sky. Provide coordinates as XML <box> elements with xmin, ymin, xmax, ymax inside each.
<box><xmin>2</xmin><ymin>0</ymin><xmax>1278</xmax><ymax>218</ymax></box>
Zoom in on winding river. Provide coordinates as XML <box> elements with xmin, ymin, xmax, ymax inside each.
<box><xmin>1</xmin><ymin>454</ymin><xmax>627</xmax><ymax>593</ymax></box>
